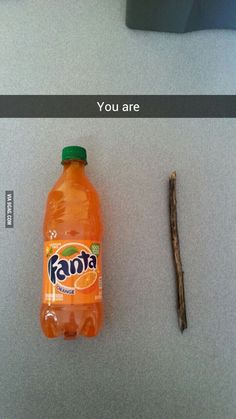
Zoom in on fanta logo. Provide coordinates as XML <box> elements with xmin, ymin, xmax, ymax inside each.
<box><xmin>48</xmin><ymin>245</ymin><xmax>97</xmax><ymax>285</ymax></box>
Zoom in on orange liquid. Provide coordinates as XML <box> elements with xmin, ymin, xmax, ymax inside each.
<box><xmin>40</xmin><ymin>160</ymin><xmax>103</xmax><ymax>339</ymax></box>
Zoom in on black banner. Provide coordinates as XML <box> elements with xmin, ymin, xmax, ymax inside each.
<box><xmin>0</xmin><ymin>95</ymin><xmax>236</xmax><ymax>118</ymax></box>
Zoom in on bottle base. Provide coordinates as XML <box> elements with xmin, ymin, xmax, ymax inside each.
<box><xmin>40</xmin><ymin>303</ymin><xmax>103</xmax><ymax>340</ymax></box>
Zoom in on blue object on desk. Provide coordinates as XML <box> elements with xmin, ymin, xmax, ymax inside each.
<box><xmin>126</xmin><ymin>0</ymin><xmax>236</xmax><ymax>33</ymax></box>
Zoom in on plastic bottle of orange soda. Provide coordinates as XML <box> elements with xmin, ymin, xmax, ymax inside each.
<box><xmin>40</xmin><ymin>146</ymin><xmax>103</xmax><ymax>339</ymax></box>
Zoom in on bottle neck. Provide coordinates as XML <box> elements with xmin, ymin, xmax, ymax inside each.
<box><xmin>62</xmin><ymin>160</ymin><xmax>86</xmax><ymax>178</ymax></box>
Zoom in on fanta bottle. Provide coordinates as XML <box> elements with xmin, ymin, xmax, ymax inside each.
<box><xmin>40</xmin><ymin>146</ymin><xmax>103</xmax><ymax>339</ymax></box>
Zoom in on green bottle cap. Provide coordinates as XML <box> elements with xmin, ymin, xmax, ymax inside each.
<box><xmin>62</xmin><ymin>146</ymin><xmax>87</xmax><ymax>164</ymax></box>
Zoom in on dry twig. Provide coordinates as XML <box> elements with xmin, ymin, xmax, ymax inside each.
<box><xmin>169</xmin><ymin>171</ymin><xmax>187</xmax><ymax>333</ymax></box>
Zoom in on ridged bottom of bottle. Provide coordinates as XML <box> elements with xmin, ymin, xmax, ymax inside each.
<box><xmin>40</xmin><ymin>303</ymin><xmax>103</xmax><ymax>340</ymax></box>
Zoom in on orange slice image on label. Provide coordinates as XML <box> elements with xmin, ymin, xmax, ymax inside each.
<box><xmin>74</xmin><ymin>271</ymin><xmax>97</xmax><ymax>290</ymax></box>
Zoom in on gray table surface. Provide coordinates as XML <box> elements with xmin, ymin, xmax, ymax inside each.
<box><xmin>1</xmin><ymin>0</ymin><xmax>236</xmax><ymax>95</ymax></box>
<box><xmin>0</xmin><ymin>2</ymin><xmax>236</xmax><ymax>419</ymax></box>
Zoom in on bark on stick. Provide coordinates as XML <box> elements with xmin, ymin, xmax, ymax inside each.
<box><xmin>169</xmin><ymin>171</ymin><xmax>187</xmax><ymax>333</ymax></box>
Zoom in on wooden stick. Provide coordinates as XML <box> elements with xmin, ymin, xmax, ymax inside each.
<box><xmin>169</xmin><ymin>171</ymin><xmax>187</xmax><ymax>333</ymax></box>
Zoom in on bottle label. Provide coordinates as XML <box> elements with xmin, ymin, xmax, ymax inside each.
<box><xmin>42</xmin><ymin>240</ymin><xmax>102</xmax><ymax>305</ymax></box>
